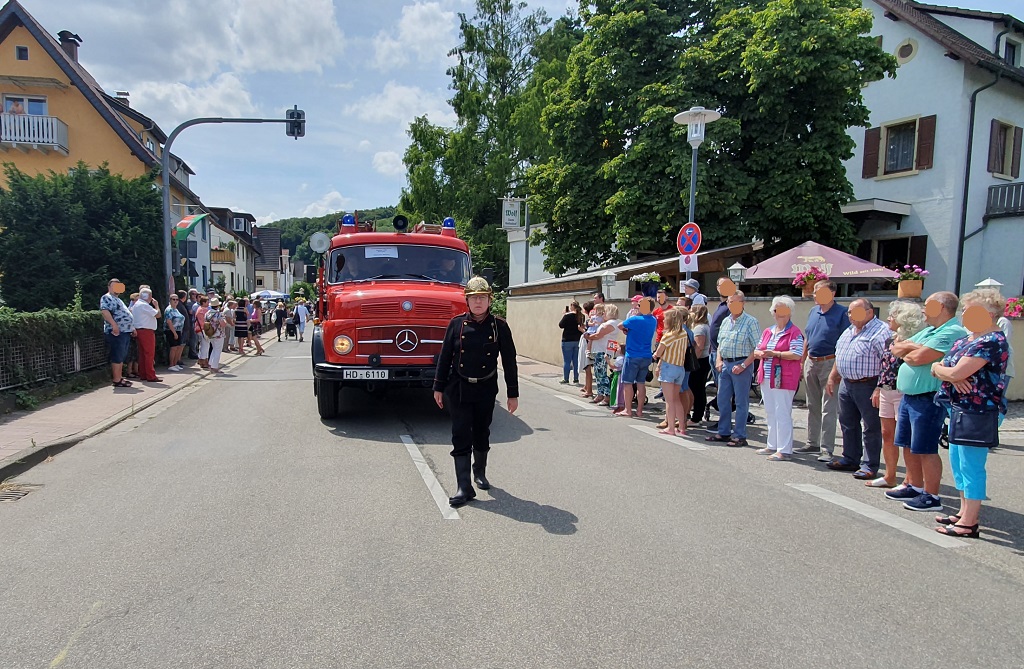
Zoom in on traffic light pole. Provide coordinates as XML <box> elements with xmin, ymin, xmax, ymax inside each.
<box><xmin>161</xmin><ymin>114</ymin><xmax>304</xmax><ymax>299</ymax></box>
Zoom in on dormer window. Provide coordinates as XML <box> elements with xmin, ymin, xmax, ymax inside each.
<box><xmin>1005</xmin><ymin>40</ymin><xmax>1020</xmax><ymax>68</ymax></box>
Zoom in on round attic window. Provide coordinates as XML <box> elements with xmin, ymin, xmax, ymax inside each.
<box><xmin>895</xmin><ymin>38</ymin><xmax>918</xmax><ymax>65</ymax></box>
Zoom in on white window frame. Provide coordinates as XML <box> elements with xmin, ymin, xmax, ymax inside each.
<box><xmin>4</xmin><ymin>95</ymin><xmax>47</xmax><ymax>115</ymax></box>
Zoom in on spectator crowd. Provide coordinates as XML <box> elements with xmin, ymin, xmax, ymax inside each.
<box><xmin>557</xmin><ymin>280</ymin><xmax>1015</xmax><ymax>539</ymax></box>
<box><xmin>100</xmin><ymin>280</ymin><xmax>311</xmax><ymax>384</ymax></box>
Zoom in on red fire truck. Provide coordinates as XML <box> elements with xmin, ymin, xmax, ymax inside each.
<box><xmin>310</xmin><ymin>214</ymin><xmax>472</xmax><ymax>418</ymax></box>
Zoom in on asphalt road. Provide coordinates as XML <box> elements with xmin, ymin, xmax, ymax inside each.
<box><xmin>3</xmin><ymin>347</ymin><xmax>1024</xmax><ymax>668</ymax></box>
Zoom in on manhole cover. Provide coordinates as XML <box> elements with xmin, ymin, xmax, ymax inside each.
<box><xmin>0</xmin><ymin>484</ymin><xmax>42</xmax><ymax>502</ymax></box>
<box><xmin>567</xmin><ymin>409</ymin><xmax>614</xmax><ymax>418</ymax></box>
<box><xmin>532</xmin><ymin>373</ymin><xmax>562</xmax><ymax>379</ymax></box>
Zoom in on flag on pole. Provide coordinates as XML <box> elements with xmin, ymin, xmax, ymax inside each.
<box><xmin>171</xmin><ymin>213</ymin><xmax>209</xmax><ymax>241</ymax></box>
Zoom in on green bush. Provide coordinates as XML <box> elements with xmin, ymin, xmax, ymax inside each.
<box><xmin>0</xmin><ymin>308</ymin><xmax>104</xmax><ymax>391</ymax></box>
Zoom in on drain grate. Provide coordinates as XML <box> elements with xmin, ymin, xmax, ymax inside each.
<box><xmin>532</xmin><ymin>372</ymin><xmax>563</xmax><ymax>378</ymax></box>
<box><xmin>566</xmin><ymin>408</ymin><xmax>614</xmax><ymax>418</ymax></box>
<box><xmin>0</xmin><ymin>484</ymin><xmax>42</xmax><ymax>502</ymax></box>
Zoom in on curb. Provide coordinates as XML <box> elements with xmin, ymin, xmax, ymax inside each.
<box><xmin>0</xmin><ymin>338</ymin><xmax>279</xmax><ymax>481</ymax></box>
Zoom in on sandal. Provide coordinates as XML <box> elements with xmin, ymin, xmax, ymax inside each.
<box><xmin>935</xmin><ymin>514</ymin><xmax>962</xmax><ymax>526</ymax></box>
<box><xmin>112</xmin><ymin>379</ymin><xmax>132</xmax><ymax>388</ymax></box>
<box><xmin>767</xmin><ymin>453</ymin><xmax>790</xmax><ymax>461</ymax></box>
<box><xmin>935</xmin><ymin>523</ymin><xmax>979</xmax><ymax>538</ymax></box>
<box><xmin>866</xmin><ymin>477</ymin><xmax>895</xmax><ymax>488</ymax></box>
<box><xmin>705</xmin><ymin>434</ymin><xmax>731</xmax><ymax>443</ymax></box>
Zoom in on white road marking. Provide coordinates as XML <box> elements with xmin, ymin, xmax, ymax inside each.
<box><xmin>283</xmin><ymin>356</ymin><xmax>310</xmax><ymax>359</ymax></box>
<box><xmin>401</xmin><ymin>434</ymin><xmax>460</xmax><ymax>521</ymax></box>
<box><xmin>627</xmin><ymin>423</ymin><xmax>708</xmax><ymax>451</ymax></box>
<box><xmin>556</xmin><ymin>394</ymin><xmax>605</xmax><ymax>410</ymax></box>
<box><xmin>788</xmin><ymin>484</ymin><xmax>966</xmax><ymax>549</ymax></box>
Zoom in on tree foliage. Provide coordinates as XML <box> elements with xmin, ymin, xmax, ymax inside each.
<box><xmin>0</xmin><ymin>162</ymin><xmax>163</xmax><ymax>311</ymax></box>
<box><xmin>263</xmin><ymin>206</ymin><xmax>397</xmax><ymax>264</ymax></box>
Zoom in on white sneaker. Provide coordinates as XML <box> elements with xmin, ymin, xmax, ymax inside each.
<box><xmin>169</xmin><ymin>365</ymin><xmax>182</xmax><ymax>371</ymax></box>
<box><xmin>816</xmin><ymin>452</ymin><xmax>833</xmax><ymax>462</ymax></box>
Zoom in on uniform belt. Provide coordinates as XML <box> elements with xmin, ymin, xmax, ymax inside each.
<box><xmin>846</xmin><ymin>376</ymin><xmax>879</xmax><ymax>384</ymax></box>
<box><xmin>722</xmin><ymin>356</ymin><xmax>748</xmax><ymax>363</ymax></box>
<box><xmin>809</xmin><ymin>354</ymin><xmax>836</xmax><ymax>361</ymax></box>
<box><xmin>460</xmin><ymin>369</ymin><xmax>497</xmax><ymax>384</ymax></box>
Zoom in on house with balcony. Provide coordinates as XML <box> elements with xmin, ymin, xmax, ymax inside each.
<box><xmin>0</xmin><ymin>0</ymin><xmax>212</xmax><ymax>288</ymax></box>
<box><xmin>208</xmin><ymin>207</ymin><xmax>258</xmax><ymax>295</ymax></box>
<box><xmin>844</xmin><ymin>0</ymin><xmax>1024</xmax><ymax>294</ymax></box>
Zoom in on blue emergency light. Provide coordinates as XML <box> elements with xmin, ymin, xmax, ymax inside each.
<box><xmin>441</xmin><ymin>216</ymin><xmax>457</xmax><ymax>237</ymax></box>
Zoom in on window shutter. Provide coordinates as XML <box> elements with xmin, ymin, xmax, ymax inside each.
<box><xmin>908</xmin><ymin>235</ymin><xmax>928</xmax><ymax>269</ymax></box>
<box><xmin>988</xmin><ymin>118</ymin><xmax>1003</xmax><ymax>172</ymax></box>
<box><xmin>915</xmin><ymin>115</ymin><xmax>936</xmax><ymax>170</ymax></box>
<box><xmin>862</xmin><ymin>127</ymin><xmax>881</xmax><ymax>179</ymax></box>
<box><xmin>1011</xmin><ymin>126</ymin><xmax>1023</xmax><ymax>178</ymax></box>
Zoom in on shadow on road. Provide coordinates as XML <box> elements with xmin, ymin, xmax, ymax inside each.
<box><xmin>471</xmin><ymin>486</ymin><xmax>578</xmax><ymax>536</ymax></box>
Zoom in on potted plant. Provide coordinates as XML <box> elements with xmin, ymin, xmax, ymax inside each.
<box><xmin>792</xmin><ymin>266</ymin><xmax>829</xmax><ymax>297</ymax></box>
<box><xmin>1005</xmin><ymin>296</ymin><xmax>1023</xmax><ymax>320</ymax></box>
<box><xmin>896</xmin><ymin>264</ymin><xmax>928</xmax><ymax>299</ymax></box>
<box><xmin>631</xmin><ymin>271</ymin><xmax>662</xmax><ymax>298</ymax></box>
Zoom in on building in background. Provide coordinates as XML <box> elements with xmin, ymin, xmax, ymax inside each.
<box><xmin>844</xmin><ymin>0</ymin><xmax>1024</xmax><ymax>294</ymax></box>
<box><xmin>252</xmin><ymin>227</ymin><xmax>292</xmax><ymax>293</ymax></box>
<box><xmin>208</xmin><ymin>208</ymin><xmax>258</xmax><ymax>295</ymax></box>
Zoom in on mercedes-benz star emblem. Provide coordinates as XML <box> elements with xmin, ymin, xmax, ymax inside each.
<box><xmin>395</xmin><ymin>329</ymin><xmax>419</xmax><ymax>352</ymax></box>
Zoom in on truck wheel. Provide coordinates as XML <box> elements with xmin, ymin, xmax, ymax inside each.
<box><xmin>316</xmin><ymin>379</ymin><xmax>339</xmax><ymax>419</ymax></box>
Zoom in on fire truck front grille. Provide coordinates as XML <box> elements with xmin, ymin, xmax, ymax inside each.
<box><xmin>415</xmin><ymin>301</ymin><xmax>454</xmax><ymax>319</ymax></box>
<box><xmin>359</xmin><ymin>300</ymin><xmax>453</xmax><ymax>319</ymax></box>
<box><xmin>355</xmin><ymin>325</ymin><xmax>447</xmax><ymax>358</ymax></box>
<box><xmin>360</xmin><ymin>302</ymin><xmax>400</xmax><ymax>317</ymax></box>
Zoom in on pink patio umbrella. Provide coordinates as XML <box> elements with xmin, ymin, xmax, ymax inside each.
<box><xmin>745</xmin><ymin>241</ymin><xmax>899</xmax><ymax>283</ymax></box>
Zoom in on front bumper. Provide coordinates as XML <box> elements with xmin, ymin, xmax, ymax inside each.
<box><xmin>313</xmin><ymin>362</ymin><xmax>437</xmax><ymax>388</ymax></box>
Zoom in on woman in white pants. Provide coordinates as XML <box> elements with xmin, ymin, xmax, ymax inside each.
<box><xmin>205</xmin><ymin>298</ymin><xmax>227</xmax><ymax>372</ymax></box>
<box><xmin>753</xmin><ymin>296</ymin><xmax>805</xmax><ymax>460</ymax></box>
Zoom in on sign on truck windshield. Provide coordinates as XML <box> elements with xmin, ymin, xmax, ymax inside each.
<box><xmin>329</xmin><ymin>245</ymin><xmax>471</xmax><ymax>285</ymax></box>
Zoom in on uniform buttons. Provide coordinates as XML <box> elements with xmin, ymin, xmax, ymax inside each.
<box><xmin>460</xmin><ymin>363</ymin><xmax>464</xmax><ymax>367</ymax></box>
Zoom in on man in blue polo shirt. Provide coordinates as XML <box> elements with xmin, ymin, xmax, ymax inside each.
<box><xmin>799</xmin><ymin>280</ymin><xmax>848</xmax><ymax>462</ymax></box>
<box><xmin>616</xmin><ymin>298</ymin><xmax>657</xmax><ymax>418</ymax></box>
<box><xmin>885</xmin><ymin>292</ymin><xmax>967</xmax><ymax>511</ymax></box>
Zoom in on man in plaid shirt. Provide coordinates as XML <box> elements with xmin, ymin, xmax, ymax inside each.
<box><xmin>826</xmin><ymin>299</ymin><xmax>889</xmax><ymax>476</ymax></box>
<box><xmin>706</xmin><ymin>291</ymin><xmax>760</xmax><ymax>447</ymax></box>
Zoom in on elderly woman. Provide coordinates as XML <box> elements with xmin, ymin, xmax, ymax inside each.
<box><xmin>163</xmin><ymin>294</ymin><xmax>187</xmax><ymax>371</ymax></box>
<box><xmin>586</xmin><ymin>303</ymin><xmax>620</xmax><ymax>405</ymax></box>
<box><xmin>753</xmin><ymin>296</ymin><xmax>804</xmax><ymax>460</ymax></box>
<box><xmin>274</xmin><ymin>301</ymin><xmax>288</xmax><ymax>341</ymax></box>
<box><xmin>930</xmin><ymin>289</ymin><xmax>1010</xmax><ymax>538</ymax></box>
<box><xmin>867</xmin><ymin>301</ymin><xmax>926</xmax><ymax>488</ymax></box>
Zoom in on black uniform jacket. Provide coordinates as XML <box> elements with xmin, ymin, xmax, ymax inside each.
<box><xmin>433</xmin><ymin>312</ymin><xmax>519</xmax><ymax>401</ymax></box>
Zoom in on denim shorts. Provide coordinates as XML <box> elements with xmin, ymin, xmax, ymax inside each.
<box><xmin>104</xmin><ymin>331</ymin><xmax>132</xmax><ymax>364</ymax></box>
<box><xmin>658</xmin><ymin>361</ymin><xmax>688</xmax><ymax>386</ymax></box>
<box><xmin>895</xmin><ymin>392</ymin><xmax>945</xmax><ymax>455</ymax></box>
<box><xmin>621</xmin><ymin>356</ymin><xmax>652</xmax><ymax>385</ymax></box>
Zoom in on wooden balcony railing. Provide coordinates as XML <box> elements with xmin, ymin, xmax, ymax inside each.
<box><xmin>0</xmin><ymin>113</ymin><xmax>69</xmax><ymax>154</ymax></box>
<box><xmin>211</xmin><ymin>249</ymin><xmax>236</xmax><ymax>264</ymax></box>
<box><xmin>985</xmin><ymin>182</ymin><xmax>1024</xmax><ymax>220</ymax></box>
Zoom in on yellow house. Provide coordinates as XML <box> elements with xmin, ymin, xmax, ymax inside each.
<box><xmin>0</xmin><ymin>0</ymin><xmax>214</xmax><ymax>287</ymax></box>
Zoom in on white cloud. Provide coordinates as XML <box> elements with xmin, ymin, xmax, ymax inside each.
<box><xmin>300</xmin><ymin>191</ymin><xmax>354</xmax><ymax>217</ymax></box>
<box><xmin>374</xmin><ymin>2</ymin><xmax>457</xmax><ymax>71</ymax></box>
<box><xmin>255</xmin><ymin>213</ymin><xmax>278</xmax><ymax>226</ymax></box>
<box><xmin>344</xmin><ymin>81</ymin><xmax>456</xmax><ymax>127</ymax></box>
<box><xmin>372</xmin><ymin>151</ymin><xmax>405</xmax><ymax>177</ymax></box>
<box><xmin>358</xmin><ymin>140</ymin><xmax>372</xmax><ymax>151</ymax></box>
<box><xmin>130</xmin><ymin>74</ymin><xmax>258</xmax><ymax>128</ymax></box>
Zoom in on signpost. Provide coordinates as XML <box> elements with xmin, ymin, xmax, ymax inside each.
<box><xmin>500</xmin><ymin>197</ymin><xmax>530</xmax><ymax>284</ymax></box>
<box><xmin>676</xmin><ymin>222</ymin><xmax>702</xmax><ymax>280</ymax></box>
<box><xmin>501</xmin><ymin>199</ymin><xmax>522</xmax><ymax>229</ymax></box>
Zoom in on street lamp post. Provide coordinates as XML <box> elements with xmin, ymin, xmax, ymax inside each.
<box><xmin>673</xmin><ymin>106</ymin><xmax>721</xmax><ymax>278</ymax></box>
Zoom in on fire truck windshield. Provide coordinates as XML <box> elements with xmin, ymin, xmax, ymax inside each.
<box><xmin>329</xmin><ymin>245</ymin><xmax>471</xmax><ymax>285</ymax></box>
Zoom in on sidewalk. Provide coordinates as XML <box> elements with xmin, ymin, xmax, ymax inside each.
<box><xmin>0</xmin><ymin>334</ymin><xmax>281</xmax><ymax>479</ymax></box>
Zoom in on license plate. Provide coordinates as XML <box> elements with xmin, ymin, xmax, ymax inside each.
<box><xmin>343</xmin><ymin>369</ymin><xmax>389</xmax><ymax>380</ymax></box>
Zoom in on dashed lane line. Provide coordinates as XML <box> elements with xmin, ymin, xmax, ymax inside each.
<box><xmin>400</xmin><ymin>434</ymin><xmax>460</xmax><ymax>521</ymax></box>
<box><xmin>788</xmin><ymin>484</ymin><xmax>966</xmax><ymax>549</ymax></box>
<box><xmin>627</xmin><ymin>423</ymin><xmax>709</xmax><ymax>451</ymax></box>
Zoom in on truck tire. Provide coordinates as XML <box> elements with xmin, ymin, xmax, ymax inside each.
<box><xmin>316</xmin><ymin>378</ymin><xmax>339</xmax><ymax>419</ymax></box>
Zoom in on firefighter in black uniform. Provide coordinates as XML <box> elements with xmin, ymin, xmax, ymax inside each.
<box><xmin>433</xmin><ymin>276</ymin><xmax>519</xmax><ymax>507</ymax></box>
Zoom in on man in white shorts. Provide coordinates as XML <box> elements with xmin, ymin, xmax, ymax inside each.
<box><xmin>294</xmin><ymin>299</ymin><xmax>309</xmax><ymax>342</ymax></box>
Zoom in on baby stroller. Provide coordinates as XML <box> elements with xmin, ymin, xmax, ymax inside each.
<box><xmin>284</xmin><ymin>313</ymin><xmax>298</xmax><ymax>340</ymax></box>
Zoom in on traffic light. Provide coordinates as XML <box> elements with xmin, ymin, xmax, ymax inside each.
<box><xmin>286</xmin><ymin>106</ymin><xmax>305</xmax><ymax>139</ymax></box>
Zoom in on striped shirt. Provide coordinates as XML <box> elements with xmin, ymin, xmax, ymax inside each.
<box><xmin>835</xmin><ymin>317</ymin><xmax>889</xmax><ymax>380</ymax></box>
<box><xmin>717</xmin><ymin>312</ymin><xmax>760</xmax><ymax>360</ymax></box>
<box><xmin>659</xmin><ymin>330</ymin><xmax>689</xmax><ymax>367</ymax></box>
<box><xmin>763</xmin><ymin>324</ymin><xmax>805</xmax><ymax>385</ymax></box>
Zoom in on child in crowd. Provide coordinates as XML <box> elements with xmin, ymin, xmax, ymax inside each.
<box><xmin>653</xmin><ymin>308</ymin><xmax>690</xmax><ymax>437</ymax></box>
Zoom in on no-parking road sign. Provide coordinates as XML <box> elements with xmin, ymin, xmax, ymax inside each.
<box><xmin>677</xmin><ymin>222</ymin><xmax>701</xmax><ymax>256</ymax></box>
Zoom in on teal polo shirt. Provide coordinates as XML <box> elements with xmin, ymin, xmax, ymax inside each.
<box><xmin>896</xmin><ymin>318</ymin><xmax>968</xmax><ymax>395</ymax></box>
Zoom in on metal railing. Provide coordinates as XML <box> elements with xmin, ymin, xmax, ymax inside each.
<box><xmin>0</xmin><ymin>333</ymin><xmax>107</xmax><ymax>392</ymax></box>
<box><xmin>0</xmin><ymin>113</ymin><xmax>70</xmax><ymax>153</ymax></box>
<box><xmin>986</xmin><ymin>181</ymin><xmax>1024</xmax><ymax>220</ymax></box>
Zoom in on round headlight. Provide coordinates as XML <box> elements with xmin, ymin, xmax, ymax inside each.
<box><xmin>333</xmin><ymin>335</ymin><xmax>354</xmax><ymax>355</ymax></box>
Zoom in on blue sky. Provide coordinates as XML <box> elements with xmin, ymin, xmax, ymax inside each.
<box><xmin>21</xmin><ymin>0</ymin><xmax>1015</xmax><ymax>225</ymax></box>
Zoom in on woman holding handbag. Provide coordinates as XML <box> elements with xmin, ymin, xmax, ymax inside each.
<box><xmin>930</xmin><ymin>289</ymin><xmax>1010</xmax><ymax>538</ymax></box>
<box><xmin>752</xmin><ymin>296</ymin><xmax>804</xmax><ymax>461</ymax></box>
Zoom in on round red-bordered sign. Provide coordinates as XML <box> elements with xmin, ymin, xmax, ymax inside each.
<box><xmin>677</xmin><ymin>222</ymin><xmax>702</xmax><ymax>255</ymax></box>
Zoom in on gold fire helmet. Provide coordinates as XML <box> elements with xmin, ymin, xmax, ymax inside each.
<box><xmin>464</xmin><ymin>276</ymin><xmax>493</xmax><ymax>297</ymax></box>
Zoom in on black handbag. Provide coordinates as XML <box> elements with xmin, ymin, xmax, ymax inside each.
<box><xmin>684</xmin><ymin>331</ymin><xmax>699</xmax><ymax>372</ymax></box>
<box><xmin>948</xmin><ymin>405</ymin><xmax>999</xmax><ymax>449</ymax></box>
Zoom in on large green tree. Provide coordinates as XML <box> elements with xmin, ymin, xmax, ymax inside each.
<box><xmin>0</xmin><ymin>163</ymin><xmax>162</xmax><ymax>311</ymax></box>
<box><xmin>529</xmin><ymin>0</ymin><xmax>895</xmax><ymax>275</ymax></box>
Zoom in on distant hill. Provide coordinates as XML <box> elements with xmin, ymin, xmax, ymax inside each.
<box><xmin>260</xmin><ymin>206</ymin><xmax>397</xmax><ymax>263</ymax></box>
